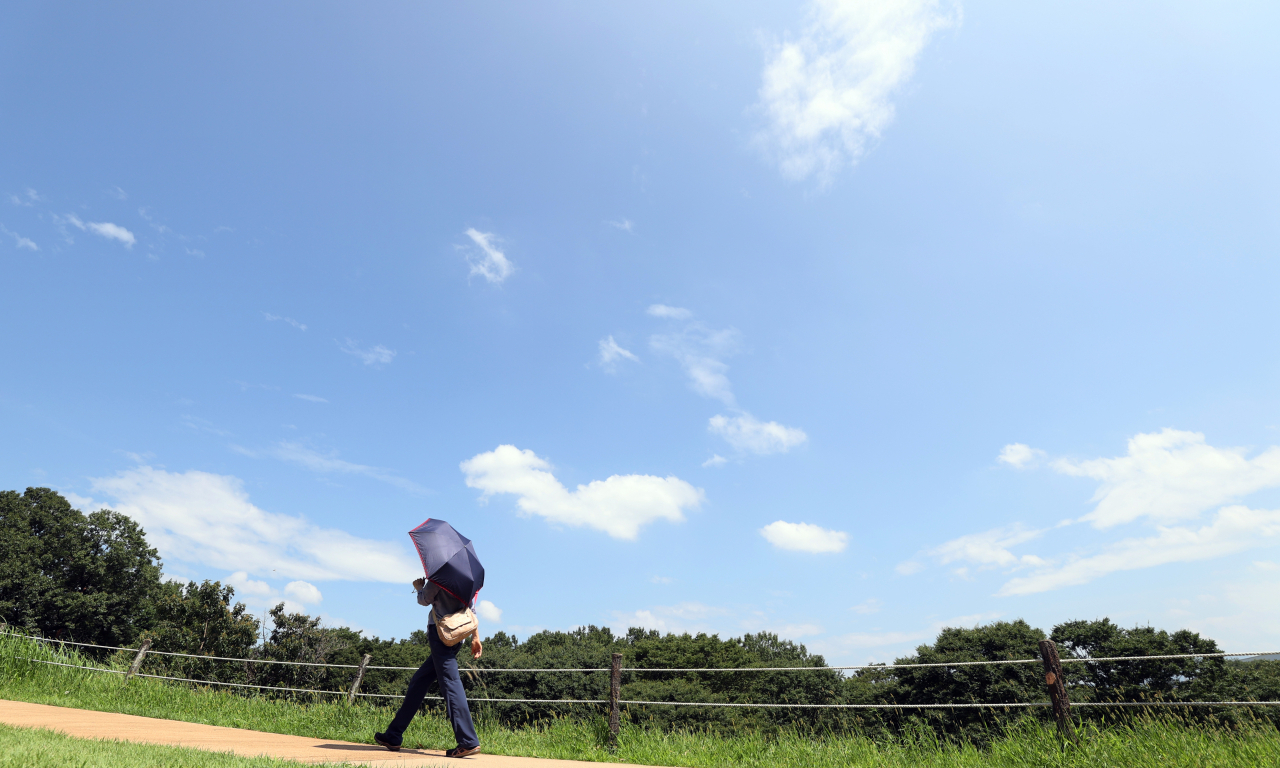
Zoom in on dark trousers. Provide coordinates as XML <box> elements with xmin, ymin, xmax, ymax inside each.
<box><xmin>386</xmin><ymin>625</ymin><xmax>479</xmax><ymax>749</ymax></box>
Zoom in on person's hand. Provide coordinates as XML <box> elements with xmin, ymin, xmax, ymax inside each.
<box><xmin>412</xmin><ymin>577</ymin><xmax>425</xmax><ymax>591</ymax></box>
<box><xmin>471</xmin><ymin>637</ymin><xmax>483</xmax><ymax>659</ymax></box>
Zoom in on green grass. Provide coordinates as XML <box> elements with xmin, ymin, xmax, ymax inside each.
<box><xmin>0</xmin><ymin>722</ymin><xmax>374</xmax><ymax>768</ymax></box>
<box><xmin>2</xmin><ymin>633</ymin><xmax>1277</xmax><ymax>767</ymax></box>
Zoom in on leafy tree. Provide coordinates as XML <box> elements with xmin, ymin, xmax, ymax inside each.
<box><xmin>0</xmin><ymin>488</ymin><xmax>161</xmax><ymax>650</ymax></box>
<box><xmin>877</xmin><ymin>620</ymin><xmax>1048</xmax><ymax>743</ymax></box>
<box><xmin>134</xmin><ymin>579</ymin><xmax>260</xmax><ymax>684</ymax></box>
<box><xmin>1051</xmin><ymin>618</ymin><xmax>1225</xmax><ymax>703</ymax></box>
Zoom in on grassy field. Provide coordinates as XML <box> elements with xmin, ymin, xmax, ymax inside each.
<box><xmin>2</xmin><ymin>633</ymin><xmax>1277</xmax><ymax>767</ymax></box>
<box><xmin>0</xmin><ymin>723</ymin><xmax>366</xmax><ymax>768</ymax></box>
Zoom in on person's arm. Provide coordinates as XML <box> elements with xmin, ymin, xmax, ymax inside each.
<box><xmin>471</xmin><ymin>633</ymin><xmax>483</xmax><ymax>659</ymax></box>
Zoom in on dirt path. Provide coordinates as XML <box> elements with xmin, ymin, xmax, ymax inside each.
<box><xmin>0</xmin><ymin>700</ymin><xmax>667</xmax><ymax>767</ymax></box>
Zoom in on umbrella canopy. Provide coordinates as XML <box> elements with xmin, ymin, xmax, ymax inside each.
<box><xmin>407</xmin><ymin>519</ymin><xmax>484</xmax><ymax>605</ymax></box>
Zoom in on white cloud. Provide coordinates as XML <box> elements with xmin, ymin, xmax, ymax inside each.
<box><xmin>337</xmin><ymin>339</ymin><xmax>396</xmax><ymax>366</ymax></box>
<box><xmin>998</xmin><ymin>505</ymin><xmax>1280</xmax><ymax>596</ymax></box>
<box><xmin>646</xmin><ymin>304</ymin><xmax>692</xmax><ymax>320</ymax></box>
<box><xmin>928</xmin><ymin>524</ymin><xmax>1046</xmax><ymax>570</ymax></box>
<box><xmin>769</xmin><ymin>623</ymin><xmax>824</xmax><ymax>638</ymax></box>
<box><xmin>0</xmin><ymin>224</ymin><xmax>38</xmax><ymax>251</ymax></box>
<box><xmin>461</xmin><ymin>444</ymin><xmax>704</xmax><ymax>540</ymax></box>
<box><xmin>227</xmin><ymin>571</ymin><xmax>273</xmax><ymax>597</ymax></box>
<box><xmin>292</xmin><ymin>394</ymin><xmax>328</xmax><ymax>403</ymax></box>
<box><xmin>89</xmin><ymin>466</ymin><xmax>422</xmax><ymax>583</ymax></box>
<box><xmin>649</xmin><ymin>323</ymin><xmax>740</xmax><ymax>405</ymax></box>
<box><xmin>598</xmin><ymin>335</ymin><xmax>639</xmax><ymax>372</ymax></box>
<box><xmin>85</xmin><ymin>221</ymin><xmax>137</xmax><ymax>247</ymax></box>
<box><xmin>761</xmin><ymin>520</ymin><xmax>848</xmax><ymax>553</ymax></box>
<box><xmin>284</xmin><ymin>580</ymin><xmax>323</xmax><ymax>605</ymax></box>
<box><xmin>757</xmin><ymin>0</ymin><xmax>959</xmax><ymax>182</ymax></box>
<box><xmin>650</xmin><ymin>575</ymin><xmax>674</xmax><ymax>584</ymax></box>
<box><xmin>812</xmin><ymin>612</ymin><xmax>1002</xmax><ymax>663</ymax></box>
<box><xmin>264</xmin><ymin>313</ymin><xmax>307</xmax><ymax>331</ymax></box>
<box><xmin>710</xmin><ymin>413</ymin><xmax>808</xmax><ymax>455</ymax></box>
<box><xmin>1053</xmin><ymin>429</ymin><xmax>1280</xmax><ymax>529</ymax></box>
<box><xmin>998</xmin><ymin>443</ymin><xmax>1045</xmax><ymax>469</ymax></box>
<box><xmin>895</xmin><ymin>560</ymin><xmax>924</xmax><ymax>575</ymax></box>
<box><xmin>476</xmin><ymin>600</ymin><xmax>503</xmax><ymax>623</ymax></box>
<box><xmin>702</xmin><ymin>454</ymin><xmax>728</xmax><ymax>468</ymax></box>
<box><xmin>850</xmin><ymin>598</ymin><xmax>881</xmax><ymax>614</ymax></box>
<box><xmin>268</xmin><ymin>441</ymin><xmax>427</xmax><ymax>494</ymax></box>
<box><xmin>108</xmin><ymin>186</ymin><xmax>128</xmax><ymax>200</ymax></box>
<box><xmin>610</xmin><ymin>602</ymin><xmax>728</xmax><ymax>634</ymax></box>
<box><xmin>606</xmin><ymin>219</ymin><xmax>634</xmax><ymax>233</ymax></box>
<box><xmin>464</xmin><ymin>228</ymin><xmax>514</xmax><ymax>284</ymax></box>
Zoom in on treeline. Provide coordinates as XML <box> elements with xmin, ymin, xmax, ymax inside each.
<box><xmin>3</xmin><ymin>487</ymin><xmax>1278</xmax><ymax>741</ymax></box>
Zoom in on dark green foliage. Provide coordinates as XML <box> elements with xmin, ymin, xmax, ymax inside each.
<box><xmin>876</xmin><ymin>620</ymin><xmax>1049</xmax><ymax>743</ymax></box>
<box><xmin>136</xmin><ymin>579</ymin><xmax>263</xmax><ymax>685</ymax></box>
<box><xmin>0</xmin><ymin>487</ymin><xmax>161</xmax><ymax>650</ymax></box>
<box><xmin>1052</xmin><ymin>618</ymin><xmax>1224</xmax><ymax>702</ymax></box>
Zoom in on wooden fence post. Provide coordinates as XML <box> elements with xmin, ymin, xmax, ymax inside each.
<box><xmin>125</xmin><ymin>638</ymin><xmax>152</xmax><ymax>682</ymax></box>
<box><xmin>607</xmin><ymin>652</ymin><xmax>622</xmax><ymax>748</ymax></box>
<box><xmin>1038</xmin><ymin>640</ymin><xmax>1076</xmax><ymax>745</ymax></box>
<box><xmin>347</xmin><ymin>653</ymin><xmax>372</xmax><ymax>704</ymax></box>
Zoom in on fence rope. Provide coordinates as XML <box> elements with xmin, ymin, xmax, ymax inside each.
<box><xmin>20</xmin><ymin>657</ymin><xmax>1280</xmax><ymax>710</ymax></box>
<box><xmin>7</xmin><ymin>631</ymin><xmax>1275</xmax><ymax>672</ymax></box>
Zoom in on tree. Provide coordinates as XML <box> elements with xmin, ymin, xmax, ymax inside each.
<box><xmin>1051</xmin><ymin>618</ymin><xmax>1225</xmax><ymax>703</ymax></box>
<box><xmin>0</xmin><ymin>488</ymin><xmax>161</xmax><ymax>650</ymax></box>
<box><xmin>136</xmin><ymin>579</ymin><xmax>261</xmax><ymax>684</ymax></box>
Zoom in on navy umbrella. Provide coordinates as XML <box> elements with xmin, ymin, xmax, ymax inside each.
<box><xmin>408</xmin><ymin>519</ymin><xmax>485</xmax><ymax>606</ymax></box>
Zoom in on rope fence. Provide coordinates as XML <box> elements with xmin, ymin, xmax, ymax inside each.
<box><xmin>7</xmin><ymin>631</ymin><xmax>1273</xmax><ymax>673</ymax></box>
<box><xmin>7</xmin><ymin>629</ymin><xmax>1279</xmax><ymax>743</ymax></box>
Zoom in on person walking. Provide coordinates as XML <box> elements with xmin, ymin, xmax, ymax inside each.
<box><xmin>375</xmin><ymin>576</ymin><xmax>483</xmax><ymax>757</ymax></box>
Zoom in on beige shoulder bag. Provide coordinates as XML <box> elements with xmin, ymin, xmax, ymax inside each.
<box><xmin>433</xmin><ymin>606</ymin><xmax>478</xmax><ymax>646</ymax></box>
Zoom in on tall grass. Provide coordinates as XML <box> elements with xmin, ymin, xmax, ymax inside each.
<box><xmin>2</xmin><ymin>633</ymin><xmax>1276</xmax><ymax>767</ymax></box>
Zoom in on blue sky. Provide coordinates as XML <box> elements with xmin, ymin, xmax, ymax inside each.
<box><xmin>3</xmin><ymin>1</ymin><xmax>1279</xmax><ymax>663</ymax></box>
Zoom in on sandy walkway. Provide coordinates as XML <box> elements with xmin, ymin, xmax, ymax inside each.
<box><xmin>0</xmin><ymin>700</ymin><xmax>667</xmax><ymax>767</ymax></box>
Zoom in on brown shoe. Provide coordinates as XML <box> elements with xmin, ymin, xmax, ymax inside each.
<box><xmin>445</xmin><ymin>744</ymin><xmax>482</xmax><ymax>758</ymax></box>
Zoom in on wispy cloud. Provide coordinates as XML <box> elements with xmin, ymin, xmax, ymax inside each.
<box><xmin>760</xmin><ymin>520</ymin><xmax>848</xmax><ymax>553</ymax></box>
<box><xmin>757</xmin><ymin>0</ymin><xmax>959</xmax><ymax>183</ymax></box>
<box><xmin>337</xmin><ymin>339</ymin><xmax>396</xmax><ymax>366</ymax></box>
<box><xmin>88</xmin><ymin>221</ymin><xmax>137</xmax><ymax>247</ymax></box>
<box><xmin>606</xmin><ymin>218</ymin><xmax>635</xmax><ymax>233</ymax></box>
<box><xmin>999</xmin><ymin>506</ymin><xmax>1280</xmax><ymax>596</ymax></box>
<box><xmin>108</xmin><ymin>186</ymin><xmax>128</xmax><ymax>200</ymax></box>
<box><xmin>610</xmin><ymin>602</ymin><xmax>729</xmax><ymax>634</ymax></box>
<box><xmin>461</xmin><ymin>445</ymin><xmax>704</xmax><ymax>540</ymax></box>
<box><xmin>60</xmin><ymin>213</ymin><xmax>136</xmax><ymax>247</ymax></box>
<box><xmin>264</xmin><ymin>313</ymin><xmax>307</xmax><ymax>331</ymax></box>
<box><xmin>292</xmin><ymin>394</ymin><xmax>328</xmax><ymax>403</ymax></box>
<box><xmin>9</xmin><ymin>188</ymin><xmax>41</xmax><ymax>206</ymax></box>
<box><xmin>0</xmin><ymin>224</ymin><xmax>38</xmax><ymax>251</ymax></box>
<box><xmin>646</xmin><ymin>304</ymin><xmax>692</xmax><ymax>321</ymax></box>
<box><xmin>850</xmin><ymin>598</ymin><xmax>881</xmax><ymax>614</ymax></box>
<box><xmin>265</xmin><ymin>440</ymin><xmax>427</xmax><ymax>494</ymax></box>
<box><xmin>598</xmin><ymin>335</ymin><xmax>639</xmax><ymax>372</ymax></box>
<box><xmin>702</xmin><ymin>454</ymin><xmax>728</xmax><ymax>468</ymax></box>
<box><xmin>648</xmin><ymin>307</ymin><xmax>807</xmax><ymax>458</ymax></box>
<box><xmin>464</xmin><ymin>228</ymin><xmax>514</xmax><ymax>284</ymax></box>
<box><xmin>649</xmin><ymin>320</ymin><xmax>740</xmax><ymax>406</ymax></box>
<box><xmin>709</xmin><ymin>413</ymin><xmax>808</xmax><ymax>455</ymax></box>
<box><xmin>927</xmin><ymin>524</ymin><xmax>1046</xmax><ymax>572</ymax></box>
<box><xmin>919</xmin><ymin>429</ymin><xmax>1280</xmax><ymax>595</ymax></box>
<box><xmin>87</xmin><ymin>466</ymin><xmax>421</xmax><ymax>583</ymax></box>
<box><xmin>998</xmin><ymin>443</ymin><xmax>1045</xmax><ymax>469</ymax></box>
